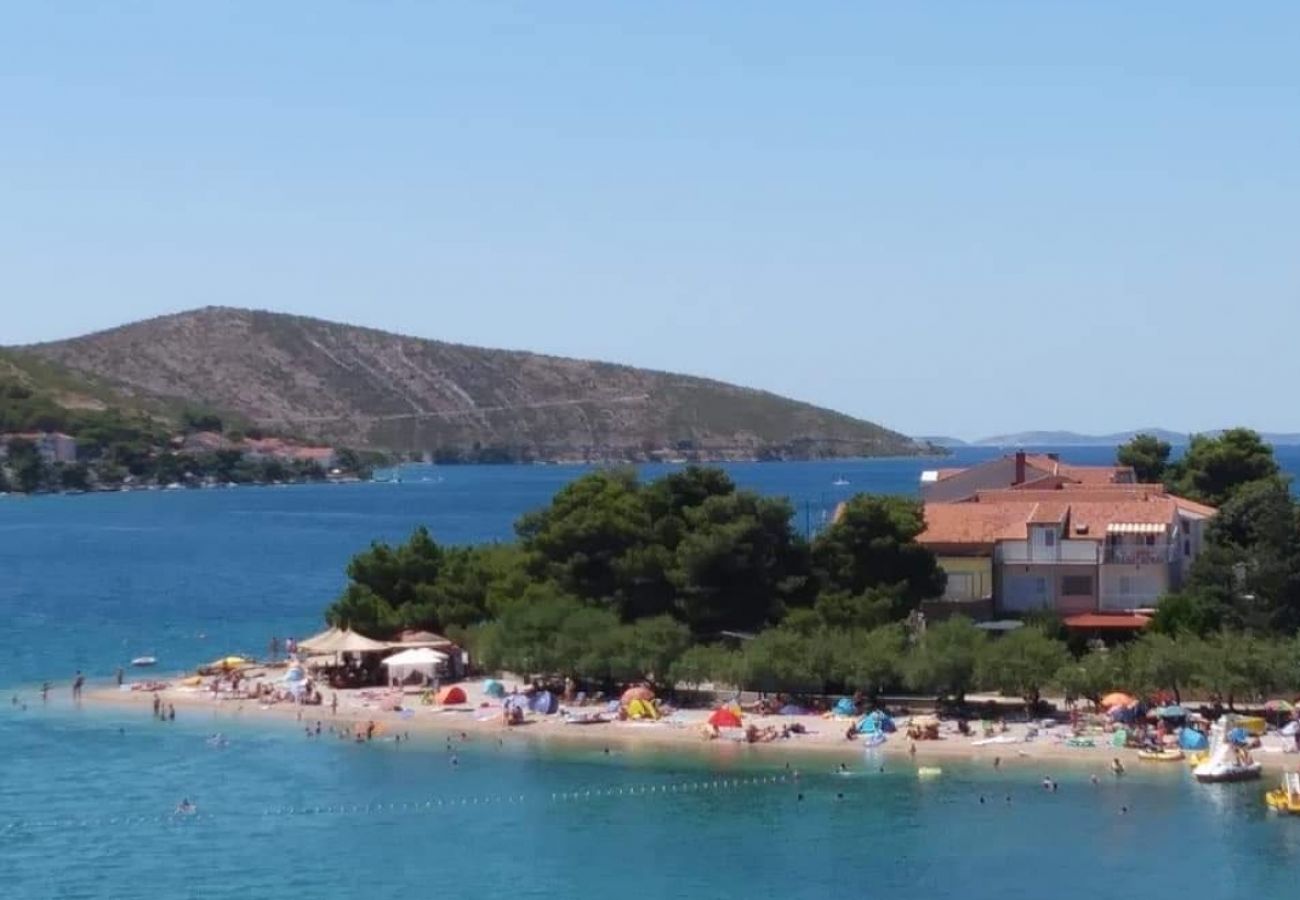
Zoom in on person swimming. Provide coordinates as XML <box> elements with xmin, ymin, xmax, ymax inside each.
<box><xmin>175</xmin><ymin>798</ymin><xmax>196</xmax><ymax>815</ymax></box>
<box><xmin>1111</xmin><ymin>758</ymin><xmax>1126</xmax><ymax>776</ymax></box>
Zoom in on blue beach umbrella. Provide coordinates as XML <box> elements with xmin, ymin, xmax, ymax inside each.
<box><xmin>1227</xmin><ymin>727</ymin><xmax>1250</xmax><ymax>745</ymax></box>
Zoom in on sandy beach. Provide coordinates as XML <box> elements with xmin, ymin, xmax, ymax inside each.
<box><xmin>83</xmin><ymin>671</ymin><xmax>1300</xmax><ymax>775</ymax></box>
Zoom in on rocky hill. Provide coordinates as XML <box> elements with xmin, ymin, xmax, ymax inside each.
<box><xmin>16</xmin><ymin>308</ymin><xmax>928</xmax><ymax>462</ymax></box>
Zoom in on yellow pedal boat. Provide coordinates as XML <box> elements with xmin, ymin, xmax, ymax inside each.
<box><xmin>1266</xmin><ymin>773</ymin><xmax>1300</xmax><ymax>815</ymax></box>
<box><xmin>1137</xmin><ymin>749</ymin><xmax>1184</xmax><ymax>762</ymax></box>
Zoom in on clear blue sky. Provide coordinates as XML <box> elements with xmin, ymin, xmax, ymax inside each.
<box><xmin>3</xmin><ymin>4</ymin><xmax>1297</xmax><ymax>440</ymax></box>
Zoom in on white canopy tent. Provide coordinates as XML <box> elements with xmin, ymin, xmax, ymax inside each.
<box><xmin>382</xmin><ymin>647</ymin><xmax>449</xmax><ymax>682</ymax></box>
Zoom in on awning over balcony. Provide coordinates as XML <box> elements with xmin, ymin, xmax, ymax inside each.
<box><xmin>1063</xmin><ymin>613</ymin><xmax>1152</xmax><ymax>630</ymax></box>
<box><xmin>1106</xmin><ymin>523</ymin><xmax>1167</xmax><ymax>535</ymax></box>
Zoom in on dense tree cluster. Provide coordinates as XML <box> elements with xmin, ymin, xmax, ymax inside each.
<box><xmin>326</xmin><ymin>467</ymin><xmax>948</xmax><ymax>688</ymax></box>
<box><xmin>1118</xmin><ymin>429</ymin><xmax>1300</xmax><ymax>636</ymax></box>
<box><xmin>322</xmin><ymin>432</ymin><xmax>1300</xmax><ymax>701</ymax></box>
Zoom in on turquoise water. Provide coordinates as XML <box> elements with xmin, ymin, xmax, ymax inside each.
<box><xmin>5</xmin><ymin>451</ymin><xmax>1300</xmax><ymax>898</ymax></box>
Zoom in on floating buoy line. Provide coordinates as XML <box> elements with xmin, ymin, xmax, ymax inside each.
<box><xmin>1</xmin><ymin>774</ymin><xmax>790</xmax><ymax>835</ymax></box>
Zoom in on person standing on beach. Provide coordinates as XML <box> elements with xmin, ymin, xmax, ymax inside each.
<box><xmin>330</xmin><ymin>692</ymin><xmax>338</xmax><ymax>715</ymax></box>
<box><xmin>269</xmin><ymin>636</ymin><xmax>279</xmax><ymax>662</ymax></box>
<box><xmin>72</xmin><ymin>671</ymin><xmax>84</xmax><ymax>701</ymax></box>
<box><xmin>115</xmin><ymin>667</ymin><xmax>124</xmax><ymax>687</ymax></box>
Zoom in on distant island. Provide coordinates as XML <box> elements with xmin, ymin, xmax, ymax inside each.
<box><xmin>921</xmin><ymin>429</ymin><xmax>1300</xmax><ymax>448</ymax></box>
<box><xmin>5</xmin><ymin>307</ymin><xmax>934</xmax><ymax>469</ymax></box>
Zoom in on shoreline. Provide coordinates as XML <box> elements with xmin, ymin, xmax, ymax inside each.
<box><xmin>80</xmin><ymin>678</ymin><xmax>1300</xmax><ymax>777</ymax></box>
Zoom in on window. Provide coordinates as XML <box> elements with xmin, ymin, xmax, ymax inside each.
<box><xmin>1144</xmin><ymin>534</ymin><xmax>1156</xmax><ymax>546</ymax></box>
<box><xmin>1044</xmin><ymin>530</ymin><xmax>1056</xmax><ymax>547</ymax></box>
<box><xmin>944</xmin><ymin>573</ymin><xmax>974</xmax><ymax>600</ymax></box>
<box><xmin>1061</xmin><ymin>575</ymin><xmax>1093</xmax><ymax>596</ymax></box>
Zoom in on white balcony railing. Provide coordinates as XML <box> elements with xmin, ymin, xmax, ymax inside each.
<box><xmin>1104</xmin><ymin>545</ymin><xmax>1178</xmax><ymax>565</ymax></box>
<box><xmin>999</xmin><ymin>540</ymin><xmax>1100</xmax><ymax>565</ymax></box>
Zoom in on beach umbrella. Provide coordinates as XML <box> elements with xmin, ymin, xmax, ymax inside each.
<box><xmin>1102</xmin><ymin>692</ymin><xmax>1135</xmax><ymax>709</ymax></box>
<box><xmin>708</xmin><ymin>707</ymin><xmax>743</xmax><ymax>728</ymax></box>
<box><xmin>1227</xmin><ymin>727</ymin><xmax>1250</xmax><ymax>745</ymax></box>
<box><xmin>1265</xmin><ymin>699</ymin><xmax>1294</xmax><ymax>713</ymax></box>
<box><xmin>1154</xmin><ymin>705</ymin><xmax>1188</xmax><ymax>720</ymax></box>
<box><xmin>621</xmin><ymin>686</ymin><xmax>654</xmax><ymax>704</ymax></box>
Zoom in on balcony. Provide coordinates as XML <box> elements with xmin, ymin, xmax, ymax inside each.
<box><xmin>999</xmin><ymin>540</ymin><xmax>1100</xmax><ymax>565</ymax></box>
<box><xmin>1104</xmin><ymin>545</ymin><xmax>1177</xmax><ymax>565</ymax></box>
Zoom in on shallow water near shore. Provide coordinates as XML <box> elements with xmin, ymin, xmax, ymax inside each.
<box><xmin>5</xmin><ymin>699</ymin><xmax>1300</xmax><ymax>899</ymax></box>
<box><xmin>7</xmin><ymin>453</ymin><xmax>1300</xmax><ymax>898</ymax></box>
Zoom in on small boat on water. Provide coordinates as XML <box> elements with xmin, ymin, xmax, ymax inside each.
<box><xmin>1266</xmin><ymin>773</ymin><xmax>1300</xmax><ymax>815</ymax></box>
<box><xmin>831</xmin><ymin>474</ymin><xmax>850</xmax><ymax>486</ymax></box>
<box><xmin>1138</xmin><ymin>748</ymin><xmax>1184</xmax><ymax>762</ymax></box>
<box><xmin>130</xmin><ymin>656</ymin><xmax>157</xmax><ymax>668</ymax></box>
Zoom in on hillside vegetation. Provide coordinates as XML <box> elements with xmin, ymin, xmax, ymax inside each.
<box><xmin>17</xmin><ymin>307</ymin><xmax>927</xmax><ymax>462</ymax></box>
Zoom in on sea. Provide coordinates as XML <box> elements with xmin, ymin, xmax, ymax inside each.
<box><xmin>4</xmin><ymin>447</ymin><xmax>1300</xmax><ymax>899</ymax></box>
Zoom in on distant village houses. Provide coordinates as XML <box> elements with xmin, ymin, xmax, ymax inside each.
<box><xmin>176</xmin><ymin>432</ymin><xmax>338</xmax><ymax>469</ymax></box>
<box><xmin>0</xmin><ymin>431</ymin><xmax>78</xmax><ymax>464</ymax></box>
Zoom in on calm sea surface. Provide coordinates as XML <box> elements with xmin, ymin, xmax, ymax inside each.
<box><xmin>4</xmin><ymin>448</ymin><xmax>1300</xmax><ymax>899</ymax></box>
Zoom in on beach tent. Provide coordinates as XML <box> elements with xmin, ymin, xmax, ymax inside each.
<box><xmin>622</xmin><ymin>686</ymin><xmax>654</xmax><ymax>704</ymax></box>
<box><xmin>833</xmin><ymin>697</ymin><xmax>856</xmax><ymax>717</ymax></box>
<box><xmin>436</xmin><ymin>685</ymin><xmax>468</xmax><ymax>705</ymax></box>
<box><xmin>708</xmin><ymin>708</ymin><xmax>743</xmax><ymax>728</ymax></box>
<box><xmin>1102</xmin><ymin>692</ymin><xmax>1136</xmax><ymax>709</ymax></box>
<box><xmin>382</xmin><ymin>647</ymin><xmax>448</xmax><ymax>682</ymax></box>
<box><xmin>625</xmin><ymin>698</ymin><xmax>658</xmax><ymax>720</ymax></box>
<box><xmin>504</xmin><ymin>694</ymin><xmax>530</xmax><ymax>713</ymax></box>
<box><xmin>529</xmin><ymin>690</ymin><xmax>558</xmax><ymax>715</ymax></box>
<box><xmin>1179</xmin><ymin>728</ymin><xmax>1209</xmax><ymax>751</ymax></box>
<box><xmin>778</xmin><ymin>704</ymin><xmax>809</xmax><ymax>716</ymax></box>
<box><xmin>856</xmin><ymin>711</ymin><xmax>896</xmax><ymax>734</ymax></box>
<box><xmin>483</xmin><ymin>679</ymin><xmax>506</xmax><ymax>698</ymax></box>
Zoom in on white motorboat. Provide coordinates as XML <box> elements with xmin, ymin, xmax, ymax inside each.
<box><xmin>130</xmin><ymin>656</ymin><xmax>157</xmax><ymax>668</ymax></box>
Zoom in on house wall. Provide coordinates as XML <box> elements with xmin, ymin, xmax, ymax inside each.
<box><xmin>997</xmin><ymin>564</ymin><xmax>1098</xmax><ymax>615</ymax></box>
<box><xmin>1098</xmin><ymin>563</ymin><xmax>1173</xmax><ymax>611</ymax></box>
<box><xmin>936</xmin><ymin>556</ymin><xmax>994</xmax><ymax>603</ymax></box>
